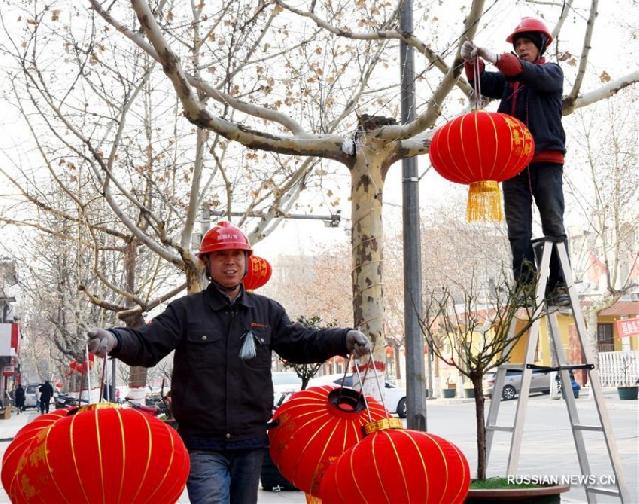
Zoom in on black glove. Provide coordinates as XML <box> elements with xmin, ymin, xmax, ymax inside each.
<box><xmin>87</xmin><ymin>328</ymin><xmax>118</xmax><ymax>357</ymax></box>
<box><xmin>346</xmin><ymin>330</ymin><xmax>372</xmax><ymax>359</ymax></box>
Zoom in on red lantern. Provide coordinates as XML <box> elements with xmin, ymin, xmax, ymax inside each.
<box><xmin>429</xmin><ymin>110</ymin><xmax>534</xmax><ymax>221</ymax></box>
<box><xmin>243</xmin><ymin>255</ymin><xmax>272</xmax><ymax>290</ymax></box>
<box><xmin>10</xmin><ymin>404</ymin><xmax>189</xmax><ymax>504</ymax></box>
<box><xmin>269</xmin><ymin>385</ymin><xmax>387</xmax><ymax>497</ymax></box>
<box><xmin>1</xmin><ymin>409</ymin><xmax>69</xmax><ymax>493</ymax></box>
<box><xmin>319</xmin><ymin>420</ymin><xmax>470</xmax><ymax>504</ymax></box>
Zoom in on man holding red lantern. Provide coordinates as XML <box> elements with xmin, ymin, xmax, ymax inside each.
<box><xmin>461</xmin><ymin>17</ymin><xmax>570</xmax><ymax>306</ymax></box>
<box><xmin>88</xmin><ymin>220</ymin><xmax>371</xmax><ymax>504</ymax></box>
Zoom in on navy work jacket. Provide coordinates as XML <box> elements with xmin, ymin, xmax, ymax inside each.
<box><xmin>475</xmin><ymin>58</ymin><xmax>566</xmax><ymax>156</ymax></box>
<box><xmin>111</xmin><ymin>284</ymin><xmax>349</xmax><ymax>441</ymax></box>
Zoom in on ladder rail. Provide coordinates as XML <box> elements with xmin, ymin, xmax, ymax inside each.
<box><xmin>506</xmin><ymin>241</ymin><xmax>552</xmax><ymax>474</ymax></box>
<box><xmin>485</xmin><ymin>317</ymin><xmax>519</xmax><ymax>465</ymax></box>
<box><xmin>556</xmin><ymin>243</ymin><xmax>629</xmax><ymax>502</ymax></box>
<box><xmin>546</xmin><ymin>312</ymin><xmax>595</xmax><ymax>503</ymax></box>
<box><xmin>484</xmin><ymin>239</ymin><xmax>628</xmax><ymax>503</ymax></box>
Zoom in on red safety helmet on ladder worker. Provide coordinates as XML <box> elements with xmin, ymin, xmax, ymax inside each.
<box><xmin>198</xmin><ymin>220</ymin><xmax>253</xmax><ymax>256</ymax></box>
<box><xmin>506</xmin><ymin>17</ymin><xmax>553</xmax><ymax>45</ymax></box>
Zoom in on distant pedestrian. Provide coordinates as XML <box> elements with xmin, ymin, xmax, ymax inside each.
<box><xmin>14</xmin><ymin>384</ymin><xmax>25</xmax><ymax>413</ymax></box>
<box><xmin>39</xmin><ymin>381</ymin><xmax>54</xmax><ymax>414</ymax></box>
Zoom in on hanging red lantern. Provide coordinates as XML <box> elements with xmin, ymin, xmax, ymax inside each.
<box><xmin>269</xmin><ymin>385</ymin><xmax>387</xmax><ymax>497</ymax></box>
<box><xmin>10</xmin><ymin>404</ymin><xmax>189</xmax><ymax>504</ymax></box>
<box><xmin>319</xmin><ymin>420</ymin><xmax>470</xmax><ymax>504</ymax></box>
<box><xmin>429</xmin><ymin>110</ymin><xmax>534</xmax><ymax>221</ymax></box>
<box><xmin>1</xmin><ymin>409</ymin><xmax>69</xmax><ymax>493</ymax></box>
<box><xmin>243</xmin><ymin>255</ymin><xmax>272</xmax><ymax>290</ymax></box>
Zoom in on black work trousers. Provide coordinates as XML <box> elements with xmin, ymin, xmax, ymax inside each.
<box><xmin>503</xmin><ymin>162</ymin><xmax>568</xmax><ymax>292</ymax></box>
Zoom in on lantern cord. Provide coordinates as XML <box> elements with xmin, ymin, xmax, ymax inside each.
<box><xmin>472</xmin><ymin>58</ymin><xmax>482</xmax><ymax>110</ymax></box>
<box><xmin>351</xmin><ymin>358</ymin><xmax>373</xmax><ymax>423</ymax></box>
<box><xmin>99</xmin><ymin>354</ymin><xmax>109</xmax><ymax>403</ymax></box>
<box><xmin>352</xmin><ymin>348</ymin><xmax>391</xmax><ymax>422</ymax></box>
<box><xmin>85</xmin><ymin>343</ymin><xmax>92</xmax><ymax>405</ymax></box>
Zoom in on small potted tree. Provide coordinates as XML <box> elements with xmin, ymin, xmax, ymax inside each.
<box><xmin>617</xmin><ymin>354</ymin><xmax>638</xmax><ymax>400</ymax></box>
<box><xmin>419</xmin><ymin>277</ymin><xmax>569</xmax><ymax>501</ymax></box>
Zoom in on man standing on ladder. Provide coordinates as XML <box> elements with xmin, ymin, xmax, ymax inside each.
<box><xmin>461</xmin><ymin>18</ymin><xmax>570</xmax><ymax>306</ymax></box>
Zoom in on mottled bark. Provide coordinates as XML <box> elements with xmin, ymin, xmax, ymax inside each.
<box><xmin>350</xmin><ymin>134</ymin><xmax>395</xmax><ymax>399</ymax></box>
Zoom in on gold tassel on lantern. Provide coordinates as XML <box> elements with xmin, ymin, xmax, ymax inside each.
<box><xmin>466</xmin><ymin>180</ymin><xmax>504</xmax><ymax>222</ymax></box>
<box><xmin>305</xmin><ymin>494</ymin><xmax>322</xmax><ymax>503</ymax></box>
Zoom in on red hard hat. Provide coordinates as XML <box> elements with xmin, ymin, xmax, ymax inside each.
<box><xmin>506</xmin><ymin>17</ymin><xmax>553</xmax><ymax>45</ymax></box>
<box><xmin>198</xmin><ymin>221</ymin><xmax>252</xmax><ymax>256</ymax></box>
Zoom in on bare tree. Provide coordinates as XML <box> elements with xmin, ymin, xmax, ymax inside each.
<box><xmin>84</xmin><ymin>0</ymin><xmax>639</xmax><ymax>385</ymax></box>
<box><xmin>2</xmin><ymin>0</ymin><xmax>637</xmax><ymax>404</ymax></box>
<box><xmin>419</xmin><ymin>278</ymin><xmax>544</xmax><ymax>480</ymax></box>
<box><xmin>565</xmin><ymin>87</ymin><xmax>639</xmax><ymax>355</ymax></box>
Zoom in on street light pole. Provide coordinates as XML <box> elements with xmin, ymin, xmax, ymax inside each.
<box><xmin>400</xmin><ymin>0</ymin><xmax>427</xmax><ymax>431</ymax></box>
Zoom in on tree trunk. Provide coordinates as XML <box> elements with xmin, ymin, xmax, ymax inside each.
<box><xmin>473</xmin><ymin>375</ymin><xmax>487</xmax><ymax>480</ymax></box>
<box><xmin>350</xmin><ymin>134</ymin><xmax>394</xmax><ymax>400</ymax></box>
<box><xmin>121</xmin><ymin>311</ymin><xmax>147</xmax><ymax>388</ymax></box>
<box><xmin>394</xmin><ymin>342</ymin><xmax>402</xmax><ymax>380</ymax></box>
<box><xmin>123</xmin><ymin>240</ymin><xmax>147</xmax><ymax>389</ymax></box>
<box><xmin>185</xmin><ymin>257</ymin><xmax>205</xmax><ymax>294</ymax></box>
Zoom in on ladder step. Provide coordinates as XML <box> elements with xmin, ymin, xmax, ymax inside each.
<box><xmin>486</xmin><ymin>425</ymin><xmax>514</xmax><ymax>432</ymax></box>
<box><xmin>585</xmin><ymin>486</ymin><xmax>620</xmax><ymax>497</ymax></box>
<box><xmin>573</xmin><ymin>424</ymin><xmax>603</xmax><ymax>432</ymax></box>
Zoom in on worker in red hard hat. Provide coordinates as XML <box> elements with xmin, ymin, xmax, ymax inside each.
<box><xmin>88</xmin><ymin>220</ymin><xmax>371</xmax><ymax>504</ymax></box>
<box><xmin>197</xmin><ymin>220</ymin><xmax>253</xmax><ymax>296</ymax></box>
<box><xmin>461</xmin><ymin>17</ymin><xmax>570</xmax><ymax>307</ymax></box>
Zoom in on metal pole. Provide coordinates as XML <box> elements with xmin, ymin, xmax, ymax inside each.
<box><xmin>400</xmin><ymin>0</ymin><xmax>427</xmax><ymax>431</ymax></box>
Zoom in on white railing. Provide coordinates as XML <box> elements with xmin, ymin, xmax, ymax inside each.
<box><xmin>598</xmin><ymin>351</ymin><xmax>639</xmax><ymax>387</ymax></box>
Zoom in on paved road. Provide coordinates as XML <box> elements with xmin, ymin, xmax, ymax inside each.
<box><xmin>1</xmin><ymin>390</ymin><xmax>636</xmax><ymax>503</ymax></box>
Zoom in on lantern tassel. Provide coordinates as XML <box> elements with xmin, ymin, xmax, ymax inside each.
<box><xmin>466</xmin><ymin>180</ymin><xmax>503</xmax><ymax>222</ymax></box>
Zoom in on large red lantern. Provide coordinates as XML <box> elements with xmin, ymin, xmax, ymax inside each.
<box><xmin>269</xmin><ymin>385</ymin><xmax>387</xmax><ymax>497</ymax></box>
<box><xmin>1</xmin><ymin>409</ymin><xmax>69</xmax><ymax>493</ymax></box>
<box><xmin>243</xmin><ymin>255</ymin><xmax>272</xmax><ymax>290</ymax></box>
<box><xmin>429</xmin><ymin>110</ymin><xmax>534</xmax><ymax>221</ymax></box>
<box><xmin>10</xmin><ymin>404</ymin><xmax>189</xmax><ymax>504</ymax></box>
<box><xmin>319</xmin><ymin>420</ymin><xmax>470</xmax><ymax>504</ymax></box>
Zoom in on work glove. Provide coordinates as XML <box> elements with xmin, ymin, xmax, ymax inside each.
<box><xmin>345</xmin><ymin>330</ymin><xmax>372</xmax><ymax>359</ymax></box>
<box><xmin>87</xmin><ymin>328</ymin><xmax>118</xmax><ymax>357</ymax></box>
<box><xmin>475</xmin><ymin>46</ymin><xmax>499</xmax><ymax>65</ymax></box>
<box><xmin>461</xmin><ymin>40</ymin><xmax>477</xmax><ymax>63</ymax></box>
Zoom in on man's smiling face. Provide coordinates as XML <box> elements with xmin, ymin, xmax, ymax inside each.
<box><xmin>208</xmin><ymin>249</ymin><xmax>246</xmax><ymax>292</ymax></box>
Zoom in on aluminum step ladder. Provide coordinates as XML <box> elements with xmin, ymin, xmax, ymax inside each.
<box><xmin>484</xmin><ymin>237</ymin><xmax>628</xmax><ymax>503</ymax></box>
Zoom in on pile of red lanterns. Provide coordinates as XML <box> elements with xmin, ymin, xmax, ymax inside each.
<box><xmin>2</xmin><ymin>404</ymin><xmax>189</xmax><ymax>503</ymax></box>
<box><xmin>269</xmin><ymin>384</ymin><xmax>470</xmax><ymax>503</ymax></box>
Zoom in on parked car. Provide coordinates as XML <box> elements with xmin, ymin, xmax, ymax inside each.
<box><xmin>24</xmin><ymin>384</ymin><xmax>40</xmax><ymax>409</ymax></box>
<box><xmin>272</xmin><ymin>371</ymin><xmax>303</xmax><ymax>407</ymax></box>
<box><xmin>483</xmin><ymin>368</ymin><xmax>551</xmax><ymax>400</ymax></box>
<box><xmin>308</xmin><ymin>373</ymin><xmax>408</xmax><ymax>418</ymax></box>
